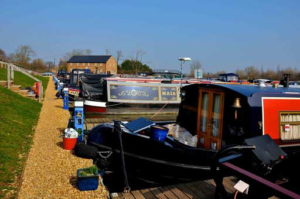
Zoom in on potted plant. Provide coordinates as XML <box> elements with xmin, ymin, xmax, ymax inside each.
<box><xmin>76</xmin><ymin>128</ymin><xmax>84</xmax><ymax>142</ymax></box>
<box><xmin>77</xmin><ymin>165</ymin><xmax>99</xmax><ymax>191</ymax></box>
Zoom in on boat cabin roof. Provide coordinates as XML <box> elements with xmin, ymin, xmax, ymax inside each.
<box><xmin>184</xmin><ymin>83</ymin><xmax>300</xmax><ymax>107</ymax></box>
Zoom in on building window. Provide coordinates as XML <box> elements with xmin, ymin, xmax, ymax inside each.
<box><xmin>280</xmin><ymin>112</ymin><xmax>300</xmax><ymax>141</ymax></box>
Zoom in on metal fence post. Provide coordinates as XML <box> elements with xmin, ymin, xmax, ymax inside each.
<box><xmin>7</xmin><ymin>64</ymin><xmax>11</xmax><ymax>89</ymax></box>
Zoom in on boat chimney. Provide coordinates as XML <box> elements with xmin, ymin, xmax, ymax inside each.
<box><xmin>281</xmin><ymin>74</ymin><xmax>290</xmax><ymax>88</ymax></box>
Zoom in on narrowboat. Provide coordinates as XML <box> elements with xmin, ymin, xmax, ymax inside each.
<box><xmin>80</xmin><ymin>75</ymin><xmax>188</xmax><ymax>113</ymax></box>
<box><xmin>82</xmin><ymin>83</ymin><xmax>300</xmax><ymax>193</ymax></box>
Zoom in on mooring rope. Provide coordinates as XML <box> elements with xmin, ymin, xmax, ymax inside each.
<box><xmin>150</xmin><ymin>103</ymin><xmax>168</xmax><ymax>119</ymax></box>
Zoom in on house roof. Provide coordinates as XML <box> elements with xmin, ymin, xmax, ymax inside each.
<box><xmin>67</xmin><ymin>55</ymin><xmax>111</xmax><ymax>63</ymax></box>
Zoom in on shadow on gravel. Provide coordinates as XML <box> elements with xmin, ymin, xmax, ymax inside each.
<box><xmin>54</xmin><ymin>105</ymin><xmax>65</xmax><ymax>109</ymax></box>
<box><xmin>69</xmin><ymin>176</ymin><xmax>78</xmax><ymax>189</ymax></box>
<box><xmin>57</xmin><ymin>127</ymin><xmax>65</xmax><ymax>133</ymax></box>
<box><xmin>56</xmin><ymin>141</ymin><xmax>64</xmax><ymax>149</ymax></box>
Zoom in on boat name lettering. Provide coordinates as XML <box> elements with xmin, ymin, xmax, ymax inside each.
<box><xmin>118</xmin><ymin>89</ymin><xmax>150</xmax><ymax>97</ymax></box>
<box><xmin>162</xmin><ymin>91</ymin><xmax>176</xmax><ymax>96</ymax></box>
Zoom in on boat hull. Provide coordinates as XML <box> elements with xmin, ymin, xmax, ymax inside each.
<box><xmin>87</xmin><ymin>124</ymin><xmax>215</xmax><ymax>192</ymax></box>
<box><xmin>84</xmin><ymin>100</ymin><xmax>106</xmax><ymax>113</ymax></box>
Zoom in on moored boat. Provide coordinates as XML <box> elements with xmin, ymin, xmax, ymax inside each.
<box><xmin>84</xmin><ymin>100</ymin><xmax>106</xmax><ymax>113</ymax></box>
<box><xmin>81</xmin><ymin>83</ymin><xmax>300</xmax><ymax>194</ymax></box>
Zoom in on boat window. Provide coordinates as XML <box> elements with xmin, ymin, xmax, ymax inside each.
<box><xmin>212</xmin><ymin>94</ymin><xmax>221</xmax><ymax>137</ymax></box>
<box><xmin>280</xmin><ymin>112</ymin><xmax>300</xmax><ymax>141</ymax></box>
<box><xmin>201</xmin><ymin>92</ymin><xmax>209</xmax><ymax>133</ymax></box>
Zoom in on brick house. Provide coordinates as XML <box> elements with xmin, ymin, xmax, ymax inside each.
<box><xmin>66</xmin><ymin>55</ymin><xmax>117</xmax><ymax>74</ymax></box>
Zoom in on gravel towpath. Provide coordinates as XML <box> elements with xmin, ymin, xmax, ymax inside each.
<box><xmin>18</xmin><ymin>78</ymin><xmax>108</xmax><ymax>199</ymax></box>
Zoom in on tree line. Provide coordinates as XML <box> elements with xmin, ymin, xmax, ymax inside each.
<box><xmin>0</xmin><ymin>46</ymin><xmax>152</xmax><ymax>74</ymax></box>
<box><xmin>0</xmin><ymin>45</ymin><xmax>54</xmax><ymax>72</ymax></box>
<box><xmin>1</xmin><ymin>45</ymin><xmax>298</xmax><ymax>80</ymax></box>
<box><xmin>203</xmin><ymin>66</ymin><xmax>300</xmax><ymax>81</ymax></box>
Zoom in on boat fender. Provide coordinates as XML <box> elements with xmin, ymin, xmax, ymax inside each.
<box><xmin>74</xmin><ymin>143</ymin><xmax>98</xmax><ymax>159</ymax></box>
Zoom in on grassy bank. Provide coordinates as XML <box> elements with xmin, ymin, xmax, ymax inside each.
<box><xmin>0</xmin><ymin>86</ymin><xmax>42</xmax><ymax>198</ymax></box>
<box><xmin>0</xmin><ymin>68</ymin><xmax>49</xmax><ymax>93</ymax></box>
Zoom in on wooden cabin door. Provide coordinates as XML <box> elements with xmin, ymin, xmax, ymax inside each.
<box><xmin>197</xmin><ymin>89</ymin><xmax>224</xmax><ymax>150</ymax></box>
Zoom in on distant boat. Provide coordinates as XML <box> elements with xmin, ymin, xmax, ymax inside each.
<box><xmin>84</xmin><ymin>100</ymin><xmax>106</xmax><ymax>113</ymax></box>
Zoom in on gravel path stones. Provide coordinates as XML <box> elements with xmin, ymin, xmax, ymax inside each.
<box><xmin>18</xmin><ymin>78</ymin><xmax>108</xmax><ymax>199</ymax></box>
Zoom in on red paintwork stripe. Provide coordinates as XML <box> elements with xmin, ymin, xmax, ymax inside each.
<box><xmin>222</xmin><ymin>162</ymin><xmax>300</xmax><ymax>198</ymax></box>
<box><xmin>105</xmin><ymin>77</ymin><xmax>212</xmax><ymax>84</ymax></box>
<box><xmin>84</xmin><ymin>106</ymin><xmax>106</xmax><ymax>113</ymax></box>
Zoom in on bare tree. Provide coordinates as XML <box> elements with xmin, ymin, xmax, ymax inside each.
<box><xmin>135</xmin><ymin>49</ymin><xmax>146</xmax><ymax>62</ymax></box>
<box><xmin>235</xmin><ymin>69</ymin><xmax>247</xmax><ymax>79</ymax></box>
<box><xmin>189</xmin><ymin>60</ymin><xmax>202</xmax><ymax>76</ymax></box>
<box><xmin>45</xmin><ymin>61</ymin><xmax>55</xmax><ymax>72</ymax></box>
<box><xmin>105</xmin><ymin>49</ymin><xmax>111</xmax><ymax>55</ymax></box>
<box><xmin>263</xmin><ymin>69</ymin><xmax>278</xmax><ymax>80</ymax></box>
<box><xmin>0</xmin><ymin>48</ymin><xmax>8</xmax><ymax>61</ymax></box>
<box><xmin>31</xmin><ymin>58</ymin><xmax>47</xmax><ymax>72</ymax></box>
<box><xmin>10</xmin><ymin>45</ymin><xmax>35</xmax><ymax>66</ymax></box>
<box><xmin>58</xmin><ymin>59</ymin><xmax>67</xmax><ymax>71</ymax></box>
<box><xmin>133</xmin><ymin>49</ymin><xmax>146</xmax><ymax>74</ymax></box>
<box><xmin>116</xmin><ymin>50</ymin><xmax>123</xmax><ymax>66</ymax></box>
<box><xmin>244</xmin><ymin>66</ymin><xmax>260</xmax><ymax>80</ymax></box>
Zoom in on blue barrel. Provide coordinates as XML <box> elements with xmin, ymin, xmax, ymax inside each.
<box><xmin>151</xmin><ymin>125</ymin><xmax>169</xmax><ymax>142</ymax></box>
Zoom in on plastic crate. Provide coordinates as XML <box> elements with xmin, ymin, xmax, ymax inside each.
<box><xmin>77</xmin><ymin>168</ymin><xmax>99</xmax><ymax>191</ymax></box>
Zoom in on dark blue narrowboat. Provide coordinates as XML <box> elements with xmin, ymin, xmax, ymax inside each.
<box><xmin>84</xmin><ymin>83</ymin><xmax>300</xmax><ymax>195</ymax></box>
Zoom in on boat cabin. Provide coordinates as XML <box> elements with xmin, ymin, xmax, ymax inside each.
<box><xmin>69</xmin><ymin>69</ymin><xmax>92</xmax><ymax>87</ymax></box>
<box><xmin>217</xmin><ymin>73</ymin><xmax>239</xmax><ymax>82</ymax></box>
<box><xmin>177</xmin><ymin>84</ymin><xmax>300</xmax><ymax>150</ymax></box>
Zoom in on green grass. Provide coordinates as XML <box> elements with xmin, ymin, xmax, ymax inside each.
<box><xmin>0</xmin><ymin>86</ymin><xmax>42</xmax><ymax>198</ymax></box>
<box><xmin>0</xmin><ymin>68</ymin><xmax>49</xmax><ymax>94</ymax></box>
<box><xmin>0</xmin><ymin>68</ymin><xmax>6</xmax><ymax>80</ymax></box>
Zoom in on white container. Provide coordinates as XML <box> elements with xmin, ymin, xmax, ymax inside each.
<box><xmin>64</xmin><ymin>128</ymin><xmax>78</xmax><ymax>138</ymax></box>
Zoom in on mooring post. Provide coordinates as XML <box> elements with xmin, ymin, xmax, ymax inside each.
<box><xmin>74</xmin><ymin>101</ymin><xmax>85</xmax><ymax>142</ymax></box>
<box><xmin>58</xmin><ymin>82</ymin><xmax>64</xmax><ymax>91</ymax></box>
<box><xmin>63</xmin><ymin>87</ymin><xmax>69</xmax><ymax>110</ymax></box>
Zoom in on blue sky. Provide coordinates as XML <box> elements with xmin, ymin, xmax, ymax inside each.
<box><xmin>1</xmin><ymin>0</ymin><xmax>300</xmax><ymax>73</ymax></box>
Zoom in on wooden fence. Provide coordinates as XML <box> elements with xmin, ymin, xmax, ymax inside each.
<box><xmin>0</xmin><ymin>61</ymin><xmax>43</xmax><ymax>102</ymax></box>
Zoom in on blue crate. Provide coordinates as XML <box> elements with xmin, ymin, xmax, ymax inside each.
<box><xmin>77</xmin><ymin>168</ymin><xmax>99</xmax><ymax>191</ymax></box>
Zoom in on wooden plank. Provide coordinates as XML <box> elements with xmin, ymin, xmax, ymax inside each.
<box><xmin>158</xmin><ymin>186</ymin><xmax>179</xmax><ymax>199</ymax></box>
<box><xmin>140</xmin><ymin>188</ymin><xmax>158</xmax><ymax>199</ymax></box>
<box><xmin>113</xmin><ymin>180</ymin><xmax>224</xmax><ymax>199</ymax></box>
<box><xmin>190</xmin><ymin>181</ymin><xmax>215</xmax><ymax>199</ymax></box>
<box><xmin>179</xmin><ymin>182</ymin><xmax>207</xmax><ymax>198</ymax></box>
<box><xmin>121</xmin><ymin>192</ymin><xmax>136</xmax><ymax>199</ymax></box>
<box><xmin>131</xmin><ymin>190</ymin><xmax>146</xmax><ymax>199</ymax></box>
<box><xmin>149</xmin><ymin>187</ymin><xmax>168</xmax><ymax>199</ymax></box>
<box><xmin>175</xmin><ymin>183</ymin><xmax>198</xmax><ymax>199</ymax></box>
<box><xmin>204</xmin><ymin>177</ymin><xmax>236</xmax><ymax>193</ymax></box>
<box><xmin>166</xmin><ymin>185</ymin><xmax>191</xmax><ymax>199</ymax></box>
<box><xmin>222</xmin><ymin>177</ymin><xmax>237</xmax><ymax>193</ymax></box>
